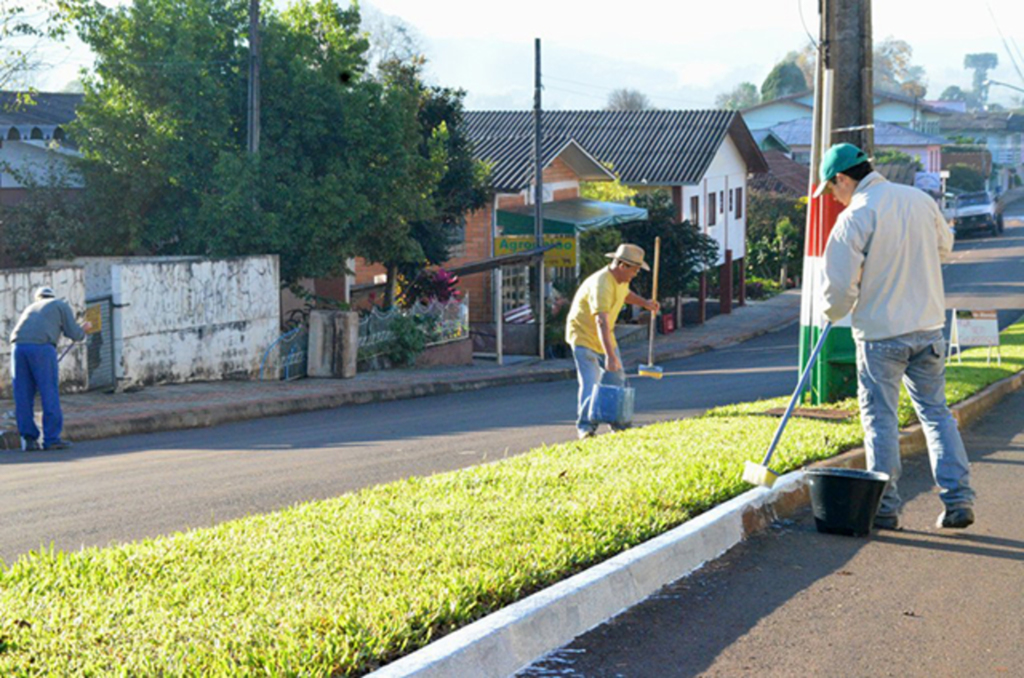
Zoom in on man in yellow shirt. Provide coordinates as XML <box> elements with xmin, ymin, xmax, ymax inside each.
<box><xmin>566</xmin><ymin>243</ymin><xmax>659</xmax><ymax>439</ymax></box>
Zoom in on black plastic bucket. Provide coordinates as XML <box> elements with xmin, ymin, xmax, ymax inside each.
<box><xmin>806</xmin><ymin>468</ymin><xmax>890</xmax><ymax>537</ymax></box>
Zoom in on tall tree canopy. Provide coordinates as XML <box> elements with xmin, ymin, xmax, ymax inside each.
<box><xmin>874</xmin><ymin>37</ymin><xmax>928</xmax><ymax>98</ymax></box>
<box><xmin>715</xmin><ymin>82</ymin><xmax>760</xmax><ymax>110</ymax></box>
<box><xmin>773</xmin><ymin>38</ymin><xmax>929</xmax><ymax>101</ymax></box>
<box><xmin>63</xmin><ymin>0</ymin><xmax>478</xmax><ymax>287</ymax></box>
<box><xmin>0</xmin><ymin>0</ymin><xmax>68</xmax><ymax>89</ymax></box>
<box><xmin>760</xmin><ymin>60</ymin><xmax>806</xmax><ymax>102</ymax></box>
<box><xmin>964</xmin><ymin>53</ymin><xmax>998</xmax><ymax>104</ymax></box>
<box><xmin>606</xmin><ymin>88</ymin><xmax>653</xmax><ymax>111</ymax></box>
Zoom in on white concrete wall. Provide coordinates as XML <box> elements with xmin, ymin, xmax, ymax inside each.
<box><xmin>702</xmin><ymin>136</ymin><xmax>749</xmax><ymax>264</ymax></box>
<box><xmin>0</xmin><ymin>266</ymin><xmax>88</xmax><ymax>397</ymax></box>
<box><xmin>0</xmin><ymin>140</ymin><xmax>83</xmax><ymax>189</ymax></box>
<box><xmin>110</xmin><ymin>256</ymin><xmax>280</xmax><ymax>388</ymax></box>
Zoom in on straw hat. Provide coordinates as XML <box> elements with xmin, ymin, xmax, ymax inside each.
<box><xmin>605</xmin><ymin>243</ymin><xmax>650</xmax><ymax>271</ymax></box>
<box><xmin>34</xmin><ymin>286</ymin><xmax>55</xmax><ymax>300</ymax></box>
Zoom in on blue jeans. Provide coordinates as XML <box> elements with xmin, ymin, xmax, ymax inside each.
<box><xmin>856</xmin><ymin>329</ymin><xmax>975</xmax><ymax>517</ymax></box>
<box><xmin>572</xmin><ymin>345</ymin><xmax>625</xmax><ymax>435</ymax></box>
<box><xmin>11</xmin><ymin>343</ymin><xmax>64</xmax><ymax>447</ymax></box>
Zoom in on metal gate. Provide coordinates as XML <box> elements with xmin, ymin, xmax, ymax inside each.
<box><xmin>85</xmin><ymin>296</ymin><xmax>115</xmax><ymax>391</ymax></box>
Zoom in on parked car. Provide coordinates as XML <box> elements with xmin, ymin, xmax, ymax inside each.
<box><xmin>949</xmin><ymin>191</ymin><xmax>1003</xmax><ymax>237</ymax></box>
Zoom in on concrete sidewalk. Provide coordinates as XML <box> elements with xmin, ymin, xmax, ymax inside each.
<box><xmin>1</xmin><ymin>291</ymin><xmax>801</xmax><ymax>449</ymax></box>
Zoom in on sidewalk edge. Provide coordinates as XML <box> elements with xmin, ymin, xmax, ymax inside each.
<box><xmin>368</xmin><ymin>366</ymin><xmax>1024</xmax><ymax>678</ymax></box>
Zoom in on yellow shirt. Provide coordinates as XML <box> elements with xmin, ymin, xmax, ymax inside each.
<box><xmin>565</xmin><ymin>267</ymin><xmax>630</xmax><ymax>354</ymax></box>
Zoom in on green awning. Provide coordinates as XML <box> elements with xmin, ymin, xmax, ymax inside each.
<box><xmin>497</xmin><ymin>198</ymin><xmax>648</xmax><ymax>236</ymax></box>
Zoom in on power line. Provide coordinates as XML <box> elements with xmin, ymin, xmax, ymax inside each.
<box><xmin>797</xmin><ymin>0</ymin><xmax>819</xmax><ymax>49</ymax></box>
<box><xmin>545</xmin><ymin>74</ymin><xmax>713</xmax><ymax>108</ymax></box>
<box><xmin>986</xmin><ymin>2</ymin><xmax>1024</xmax><ymax>87</ymax></box>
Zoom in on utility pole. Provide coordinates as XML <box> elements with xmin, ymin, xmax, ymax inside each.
<box><xmin>799</xmin><ymin>0</ymin><xmax>873</xmax><ymax>404</ymax></box>
<box><xmin>533</xmin><ymin>38</ymin><xmax>545</xmax><ymax>359</ymax></box>
<box><xmin>246</xmin><ymin>0</ymin><xmax>261</xmax><ymax>155</ymax></box>
<box><xmin>828</xmin><ymin>0</ymin><xmax>873</xmax><ymax>154</ymax></box>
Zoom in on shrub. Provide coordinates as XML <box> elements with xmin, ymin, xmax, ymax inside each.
<box><xmin>386</xmin><ymin>314</ymin><xmax>427</xmax><ymax>366</ymax></box>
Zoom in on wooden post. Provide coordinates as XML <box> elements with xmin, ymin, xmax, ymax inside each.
<box><xmin>698</xmin><ymin>272</ymin><xmax>707</xmax><ymax>324</ymax></box>
<box><xmin>720</xmin><ymin>249</ymin><xmax>733</xmax><ymax>315</ymax></box>
<box><xmin>737</xmin><ymin>256</ymin><xmax>746</xmax><ymax>306</ymax></box>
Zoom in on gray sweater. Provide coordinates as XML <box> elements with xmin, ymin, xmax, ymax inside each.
<box><xmin>10</xmin><ymin>298</ymin><xmax>87</xmax><ymax>346</ymax></box>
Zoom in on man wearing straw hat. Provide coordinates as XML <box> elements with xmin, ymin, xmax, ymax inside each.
<box><xmin>816</xmin><ymin>142</ymin><xmax>975</xmax><ymax>531</ymax></box>
<box><xmin>9</xmin><ymin>286</ymin><xmax>92</xmax><ymax>451</ymax></box>
<box><xmin>566</xmin><ymin>243</ymin><xmax>659</xmax><ymax>440</ymax></box>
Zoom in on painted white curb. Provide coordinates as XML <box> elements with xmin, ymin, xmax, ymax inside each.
<box><xmin>367</xmin><ymin>473</ymin><xmax>807</xmax><ymax>678</ymax></box>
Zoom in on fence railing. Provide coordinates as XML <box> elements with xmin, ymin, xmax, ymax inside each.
<box><xmin>259</xmin><ymin>326</ymin><xmax>309</xmax><ymax>381</ymax></box>
<box><xmin>358</xmin><ymin>296</ymin><xmax>469</xmax><ymax>363</ymax></box>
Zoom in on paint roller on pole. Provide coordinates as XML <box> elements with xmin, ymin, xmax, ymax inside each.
<box><xmin>638</xmin><ymin>236</ymin><xmax>663</xmax><ymax>379</ymax></box>
<box><xmin>743</xmin><ymin>321</ymin><xmax>833</xmax><ymax>488</ymax></box>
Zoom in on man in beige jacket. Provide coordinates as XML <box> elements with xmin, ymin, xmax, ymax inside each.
<box><xmin>818</xmin><ymin>142</ymin><xmax>975</xmax><ymax>531</ymax></box>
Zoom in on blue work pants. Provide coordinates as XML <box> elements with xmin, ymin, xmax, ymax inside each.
<box><xmin>11</xmin><ymin>343</ymin><xmax>63</xmax><ymax>446</ymax></box>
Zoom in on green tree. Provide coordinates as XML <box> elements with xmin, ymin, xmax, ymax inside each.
<box><xmin>760</xmin><ymin>60</ymin><xmax>807</xmax><ymax>101</ymax></box>
<box><xmin>0</xmin><ymin>155</ymin><xmax>85</xmax><ymax>266</ymax></box>
<box><xmin>580</xmin><ymin>163</ymin><xmax>637</xmax><ymax>204</ymax></box>
<box><xmin>873</xmin><ymin>148</ymin><xmax>922</xmax><ymax>171</ymax></box>
<box><xmin>715</xmin><ymin>82</ymin><xmax>760</xmax><ymax>110</ymax></box>
<box><xmin>65</xmin><ymin>0</ymin><xmax>440</xmax><ymax>287</ymax></box>
<box><xmin>618</xmin><ymin>191</ymin><xmax>718</xmax><ymax>301</ymax></box>
<box><xmin>782</xmin><ymin>39</ymin><xmax>929</xmax><ymax>100</ymax></box>
<box><xmin>606</xmin><ymin>88</ymin><xmax>653</xmax><ymax>111</ymax></box>
<box><xmin>874</xmin><ymin>37</ymin><xmax>928</xmax><ymax>98</ymax></box>
<box><xmin>939</xmin><ymin>85</ymin><xmax>980</xmax><ymax>110</ymax></box>
<box><xmin>745</xmin><ymin>189</ymin><xmax>807</xmax><ymax>286</ymax></box>
<box><xmin>964</xmin><ymin>53</ymin><xmax>998</xmax><ymax>103</ymax></box>
<box><xmin>947</xmin><ymin>164</ymin><xmax>986</xmax><ymax>192</ymax></box>
<box><xmin>369</xmin><ymin>59</ymin><xmax>491</xmax><ymax>306</ymax></box>
<box><xmin>0</xmin><ymin>0</ymin><xmax>68</xmax><ymax>89</ymax></box>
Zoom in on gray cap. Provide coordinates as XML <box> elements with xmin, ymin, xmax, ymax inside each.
<box><xmin>35</xmin><ymin>286</ymin><xmax>55</xmax><ymax>300</ymax></box>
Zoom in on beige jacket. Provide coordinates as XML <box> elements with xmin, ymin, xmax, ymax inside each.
<box><xmin>822</xmin><ymin>171</ymin><xmax>952</xmax><ymax>341</ymax></box>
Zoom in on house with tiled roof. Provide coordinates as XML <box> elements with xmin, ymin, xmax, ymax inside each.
<box><xmin>742</xmin><ymin>89</ymin><xmax>949</xmax><ymax>136</ymax></box>
<box><xmin>461</xmin><ymin>110</ymin><xmax>768</xmax><ymax>316</ymax></box>
<box><xmin>0</xmin><ymin>91</ymin><xmax>84</xmax><ymax>206</ymax></box>
<box><xmin>354</xmin><ymin>109</ymin><xmax>768</xmax><ymax>338</ymax></box>
<box><xmin>768</xmin><ymin>117</ymin><xmax>946</xmax><ymax>172</ymax></box>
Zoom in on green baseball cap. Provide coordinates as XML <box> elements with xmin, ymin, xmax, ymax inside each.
<box><xmin>812</xmin><ymin>143</ymin><xmax>869</xmax><ymax>197</ymax></box>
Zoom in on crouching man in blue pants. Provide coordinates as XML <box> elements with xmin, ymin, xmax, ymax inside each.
<box><xmin>10</xmin><ymin>286</ymin><xmax>91</xmax><ymax>451</ymax></box>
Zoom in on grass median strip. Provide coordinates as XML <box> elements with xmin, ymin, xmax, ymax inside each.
<box><xmin>3</xmin><ymin>322</ymin><xmax>1023</xmax><ymax>676</ymax></box>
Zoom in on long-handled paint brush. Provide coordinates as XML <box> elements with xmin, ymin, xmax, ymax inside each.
<box><xmin>638</xmin><ymin>236</ymin><xmax>663</xmax><ymax>379</ymax></box>
<box><xmin>742</xmin><ymin>322</ymin><xmax>833</xmax><ymax>488</ymax></box>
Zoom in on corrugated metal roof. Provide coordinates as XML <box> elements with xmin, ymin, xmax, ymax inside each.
<box><xmin>0</xmin><ymin>91</ymin><xmax>82</xmax><ymax>141</ymax></box>
<box><xmin>770</xmin><ymin>117</ymin><xmax>946</xmax><ymax>147</ymax></box>
<box><xmin>464</xmin><ymin>110</ymin><xmax>767</xmax><ymax>191</ymax></box>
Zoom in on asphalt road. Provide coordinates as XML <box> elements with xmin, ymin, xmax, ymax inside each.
<box><xmin>0</xmin><ymin>327</ymin><xmax>802</xmax><ymax>564</ymax></box>
<box><xmin>2</xmin><ymin>217</ymin><xmax>1022</xmax><ymax>566</ymax></box>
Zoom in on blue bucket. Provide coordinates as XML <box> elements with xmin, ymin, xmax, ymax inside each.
<box><xmin>588</xmin><ymin>382</ymin><xmax>635</xmax><ymax>427</ymax></box>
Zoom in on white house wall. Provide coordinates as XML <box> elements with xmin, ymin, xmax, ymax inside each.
<box><xmin>0</xmin><ymin>266</ymin><xmax>87</xmax><ymax>397</ymax></box>
<box><xmin>741</xmin><ymin>101</ymin><xmax>811</xmax><ymax>131</ymax></box>
<box><xmin>700</xmin><ymin>135</ymin><xmax>749</xmax><ymax>264</ymax></box>
<box><xmin>0</xmin><ymin>140</ymin><xmax>83</xmax><ymax>188</ymax></box>
<box><xmin>110</xmin><ymin>256</ymin><xmax>280</xmax><ymax>388</ymax></box>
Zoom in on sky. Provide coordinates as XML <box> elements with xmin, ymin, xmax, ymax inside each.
<box><xmin>27</xmin><ymin>0</ymin><xmax>1024</xmax><ymax>110</ymax></box>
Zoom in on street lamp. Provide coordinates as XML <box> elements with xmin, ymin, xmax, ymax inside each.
<box><xmin>983</xmin><ymin>79</ymin><xmax>1024</xmax><ymax>96</ymax></box>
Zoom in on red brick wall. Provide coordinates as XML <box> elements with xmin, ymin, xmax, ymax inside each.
<box><xmin>352</xmin><ymin>157</ymin><xmax>582</xmax><ymax>324</ymax></box>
